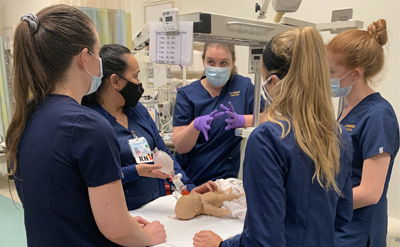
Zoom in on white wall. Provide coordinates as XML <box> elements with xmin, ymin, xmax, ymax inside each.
<box><xmin>0</xmin><ymin>0</ymin><xmax>51</xmax><ymax>28</ymax></box>
<box><xmin>1</xmin><ymin>0</ymin><xmax>399</xmax><ymax>220</ymax></box>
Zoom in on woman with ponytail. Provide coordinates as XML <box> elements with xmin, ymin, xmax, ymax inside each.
<box><xmin>327</xmin><ymin>19</ymin><xmax>399</xmax><ymax>247</ymax></box>
<box><xmin>193</xmin><ymin>27</ymin><xmax>353</xmax><ymax>247</ymax></box>
<box><xmin>6</xmin><ymin>5</ymin><xmax>165</xmax><ymax>247</ymax></box>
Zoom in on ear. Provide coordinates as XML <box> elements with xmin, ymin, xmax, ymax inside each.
<box><xmin>110</xmin><ymin>74</ymin><xmax>122</xmax><ymax>91</ymax></box>
<box><xmin>232</xmin><ymin>58</ymin><xmax>236</xmax><ymax>67</ymax></box>
<box><xmin>271</xmin><ymin>75</ymin><xmax>280</xmax><ymax>86</ymax></box>
<box><xmin>78</xmin><ymin>48</ymin><xmax>89</xmax><ymax>70</ymax></box>
<box><xmin>352</xmin><ymin>68</ymin><xmax>363</xmax><ymax>82</ymax></box>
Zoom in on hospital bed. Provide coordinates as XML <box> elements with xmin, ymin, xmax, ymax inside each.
<box><xmin>129</xmin><ymin>195</ymin><xmax>244</xmax><ymax>247</ymax></box>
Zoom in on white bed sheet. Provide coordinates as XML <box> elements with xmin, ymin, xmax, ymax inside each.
<box><xmin>129</xmin><ymin>195</ymin><xmax>244</xmax><ymax>247</ymax></box>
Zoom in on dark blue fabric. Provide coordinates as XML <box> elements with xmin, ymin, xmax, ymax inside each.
<box><xmin>173</xmin><ymin>74</ymin><xmax>266</xmax><ymax>185</ymax></box>
<box><xmin>89</xmin><ymin>102</ymin><xmax>195</xmax><ymax>210</ymax></box>
<box><xmin>223</xmin><ymin>121</ymin><xmax>354</xmax><ymax>247</ymax></box>
<box><xmin>336</xmin><ymin>93</ymin><xmax>399</xmax><ymax>247</ymax></box>
<box><xmin>15</xmin><ymin>95</ymin><xmax>122</xmax><ymax>247</ymax></box>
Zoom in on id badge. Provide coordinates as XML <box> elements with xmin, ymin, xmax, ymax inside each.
<box><xmin>128</xmin><ymin>137</ymin><xmax>153</xmax><ymax>163</ymax></box>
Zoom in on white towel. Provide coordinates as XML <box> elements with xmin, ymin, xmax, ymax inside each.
<box><xmin>215</xmin><ymin>178</ymin><xmax>247</xmax><ymax>221</ymax></box>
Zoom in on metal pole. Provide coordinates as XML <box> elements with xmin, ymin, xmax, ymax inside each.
<box><xmin>253</xmin><ymin>72</ymin><xmax>261</xmax><ymax>127</ymax></box>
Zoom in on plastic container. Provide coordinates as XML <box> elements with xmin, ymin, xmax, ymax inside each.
<box><xmin>152</xmin><ymin>147</ymin><xmax>174</xmax><ymax>174</ymax></box>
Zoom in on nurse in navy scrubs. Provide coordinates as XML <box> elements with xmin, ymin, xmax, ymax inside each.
<box><xmin>193</xmin><ymin>27</ymin><xmax>354</xmax><ymax>247</ymax></box>
<box><xmin>7</xmin><ymin>5</ymin><xmax>165</xmax><ymax>246</ymax></box>
<box><xmin>327</xmin><ymin>19</ymin><xmax>399</xmax><ymax>247</ymax></box>
<box><xmin>83</xmin><ymin>44</ymin><xmax>217</xmax><ymax>210</ymax></box>
<box><xmin>172</xmin><ymin>43</ymin><xmax>266</xmax><ymax>186</ymax></box>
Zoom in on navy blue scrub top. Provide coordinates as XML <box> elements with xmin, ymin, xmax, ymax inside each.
<box><xmin>223</xmin><ymin>121</ymin><xmax>354</xmax><ymax>247</ymax></box>
<box><xmin>15</xmin><ymin>95</ymin><xmax>122</xmax><ymax>247</ymax></box>
<box><xmin>89</xmin><ymin>102</ymin><xmax>195</xmax><ymax>210</ymax></box>
<box><xmin>336</xmin><ymin>93</ymin><xmax>399</xmax><ymax>247</ymax></box>
<box><xmin>173</xmin><ymin>74</ymin><xmax>266</xmax><ymax>185</ymax></box>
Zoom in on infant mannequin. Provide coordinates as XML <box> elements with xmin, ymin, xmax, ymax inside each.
<box><xmin>175</xmin><ymin>188</ymin><xmax>244</xmax><ymax>220</ymax></box>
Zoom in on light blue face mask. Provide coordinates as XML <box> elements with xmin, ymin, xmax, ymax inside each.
<box><xmin>330</xmin><ymin>70</ymin><xmax>354</xmax><ymax>97</ymax></box>
<box><xmin>262</xmin><ymin>75</ymin><xmax>279</xmax><ymax>105</ymax></box>
<box><xmin>205</xmin><ymin>65</ymin><xmax>231</xmax><ymax>87</ymax></box>
<box><xmin>85</xmin><ymin>51</ymin><xmax>103</xmax><ymax>95</ymax></box>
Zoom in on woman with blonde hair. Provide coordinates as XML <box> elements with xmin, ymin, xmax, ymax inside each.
<box><xmin>193</xmin><ymin>27</ymin><xmax>353</xmax><ymax>247</ymax></box>
<box><xmin>327</xmin><ymin>19</ymin><xmax>399</xmax><ymax>247</ymax></box>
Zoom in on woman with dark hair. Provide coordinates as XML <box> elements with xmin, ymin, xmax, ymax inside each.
<box><xmin>83</xmin><ymin>44</ymin><xmax>217</xmax><ymax>210</ymax></box>
<box><xmin>6</xmin><ymin>5</ymin><xmax>166</xmax><ymax>247</ymax></box>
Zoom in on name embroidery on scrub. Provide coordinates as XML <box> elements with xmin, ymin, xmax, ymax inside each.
<box><xmin>344</xmin><ymin>124</ymin><xmax>355</xmax><ymax>132</ymax></box>
<box><xmin>229</xmin><ymin>91</ymin><xmax>240</xmax><ymax>97</ymax></box>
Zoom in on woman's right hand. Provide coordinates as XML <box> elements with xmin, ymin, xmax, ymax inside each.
<box><xmin>136</xmin><ymin>164</ymin><xmax>169</xmax><ymax>179</ymax></box>
<box><xmin>193</xmin><ymin>110</ymin><xmax>225</xmax><ymax>141</ymax></box>
<box><xmin>144</xmin><ymin>220</ymin><xmax>167</xmax><ymax>245</ymax></box>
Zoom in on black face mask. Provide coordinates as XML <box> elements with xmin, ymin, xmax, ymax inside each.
<box><xmin>118</xmin><ymin>76</ymin><xmax>144</xmax><ymax>107</ymax></box>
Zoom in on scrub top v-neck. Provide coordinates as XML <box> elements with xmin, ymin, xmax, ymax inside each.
<box><xmin>173</xmin><ymin>74</ymin><xmax>266</xmax><ymax>185</ymax></box>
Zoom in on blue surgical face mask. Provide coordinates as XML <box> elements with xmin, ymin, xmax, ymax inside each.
<box><xmin>205</xmin><ymin>65</ymin><xmax>231</xmax><ymax>87</ymax></box>
<box><xmin>262</xmin><ymin>75</ymin><xmax>279</xmax><ymax>104</ymax></box>
<box><xmin>330</xmin><ymin>70</ymin><xmax>354</xmax><ymax>97</ymax></box>
<box><xmin>85</xmin><ymin>51</ymin><xmax>103</xmax><ymax>95</ymax></box>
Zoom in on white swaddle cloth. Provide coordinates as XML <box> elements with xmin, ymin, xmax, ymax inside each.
<box><xmin>215</xmin><ymin>178</ymin><xmax>247</xmax><ymax>221</ymax></box>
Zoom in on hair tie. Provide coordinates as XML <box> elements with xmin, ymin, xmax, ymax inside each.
<box><xmin>21</xmin><ymin>12</ymin><xmax>39</xmax><ymax>35</ymax></box>
<box><xmin>262</xmin><ymin>37</ymin><xmax>290</xmax><ymax>78</ymax></box>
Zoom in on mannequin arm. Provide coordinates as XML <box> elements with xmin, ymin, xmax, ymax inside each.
<box><xmin>219</xmin><ymin>193</ymin><xmax>244</xmax><ymax>203</ymax></box>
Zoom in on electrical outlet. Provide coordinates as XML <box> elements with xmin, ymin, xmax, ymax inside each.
<box><xmin>166</xmin><ymin>68</ymin><xmax>172</xmax><ymax>78</ymax></box>
<box><xmin>148</xmin><ymin>68</ymin><xmax>154</xmax><ymax>78</ymax></box>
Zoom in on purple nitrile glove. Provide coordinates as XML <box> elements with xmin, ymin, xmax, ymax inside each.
<box><xmin>193</xmin><ymin>110</ymin><xmax>225</xmax><ymax>141</ymax></box>
<box><xmin>220</xmin><ymin>101</ymin><xmax>245</xmax><ymax>130</ymax></box>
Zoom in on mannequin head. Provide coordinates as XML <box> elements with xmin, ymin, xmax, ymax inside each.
<box><xmin>175</xmin><ymin>193</ymin><xmax>203</xmax><ymax>220</ymax></box>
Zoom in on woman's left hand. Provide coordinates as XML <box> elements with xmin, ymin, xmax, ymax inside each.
<box><xmin>193</xmin><ymin>230</ymin><xmax>223</xmax><ymax>247</ymax></box>
<box><xmin>191</xmin><ymin>180</ymin><xmax>219</xmax><ymax>194</ymax></box>
<box><xmin>220</xmin><ymin>102</ymin><xmax>245</xmax><ymax>130</ymax></box>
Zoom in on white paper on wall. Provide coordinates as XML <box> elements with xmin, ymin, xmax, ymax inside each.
<box><xmin>149</xmin><ymin>22</ymin><xmax>193</xmax><ymax>66</ymax></box>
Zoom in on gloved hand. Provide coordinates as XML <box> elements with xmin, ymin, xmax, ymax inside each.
<box><xmin>194</xmin><ymin>110</ymin><xmax>225</xmax><ymax>141</ymax></box>
<box><xmin>220</xmin><ymin>101</ymin><xmax>245</xmax><ymax>130</ymax></box>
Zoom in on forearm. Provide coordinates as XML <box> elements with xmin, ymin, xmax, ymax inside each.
<box><xmin>109</xmin><ymin>216</ymin><xmax>152</xmax><ymax>247</ymax></box>
<box><xmin>352</xmin><ymin>153</ymin><xmax>390</xmax><ymax>209</ymax></box>
<box><xmin>353</xmin><ymin>185</ymin><xmax>381</xmax><ymax>209</ymax></box>
<box><xmin>172</xmin><ymin>122</ymin><xmax>200</xmax><ymax>154</ymax></box>
<box><xmin>243</xmin><ymin>113</ymin><xmax>269</xmax><ymax>127</ymax></box>
<box><xmin>89</xmin><ymin>182</ymin><xmax>155</xmax><ymax>246</ymax></box>
<box><xmin>121</xmin><ymin>166</ymin><xmax>140</xmax><ymax>184</ymax></box>
<box><xmin>243</xmin><ymin>115</ymin><xmax>254</xmax><ymax>128</ymax></box>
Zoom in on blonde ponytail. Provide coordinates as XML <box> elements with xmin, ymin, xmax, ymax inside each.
<box><xmin>267</xmin><ymin>27</ymin><xmax>342</xmax><ymax>194</ymax></box>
